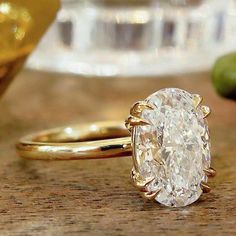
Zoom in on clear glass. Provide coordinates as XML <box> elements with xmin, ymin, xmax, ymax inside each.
<box><xmin>27</xmin><ymin>0</ymin><xmax>236</xmax><ymax>77</ymax></box>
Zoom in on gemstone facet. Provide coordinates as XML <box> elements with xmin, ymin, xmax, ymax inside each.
<box><xmin>133</xmin><ymin>88</ymin><xmax>211</xmax><ymax>207</ymax></box>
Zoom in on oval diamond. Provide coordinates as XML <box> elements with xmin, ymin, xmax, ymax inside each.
<box><xmin>133</xmin><ymin>88</ymin><xmax>211</xmax><ymax>207</ymax></box>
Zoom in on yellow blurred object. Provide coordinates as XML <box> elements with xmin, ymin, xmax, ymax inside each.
<box><xmin>0</xmin><ymin>0</ymin><xmax>60</xmax><ymax>96</ymax></box>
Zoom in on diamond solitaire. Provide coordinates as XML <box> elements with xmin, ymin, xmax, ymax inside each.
<box><xmin>16</xmin><ymin>87</ymin><xmax>216</xmax><ymax>208</ymax></box>
<box><xmin>126</xmin><ymin>88</ymin><xmax>216</xmax><ymax>207</ymax></box>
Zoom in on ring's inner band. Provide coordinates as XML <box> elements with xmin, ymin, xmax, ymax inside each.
<box><xmin>17</xmin><ymin>121</ymin><xmax>132</xmax><ymax>160</ymax></box>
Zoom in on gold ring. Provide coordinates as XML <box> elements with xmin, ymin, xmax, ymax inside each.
<box><xmin>17</xmin><ymin>88</ymin><xmax>216</xmax><ymax>207</ymax></box>
<box><xmin>16</xmin><ymin>121</ymin><xmax>131</xmax><ymax>160</ymax></box>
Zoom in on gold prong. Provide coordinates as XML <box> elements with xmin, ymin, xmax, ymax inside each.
<box><xmin>130</xmin><ymin>101</ymin><xmax>154</xmax><ymax>117</ymax></box>
<box><xmin>201</xmin><ymin>105</ymin><xmax>211</xmax><ymax>118</ymax></box>
<box><xmin>192</xmin><ymin>94</ymin><xmax>203</xmax><ymax>108</ymax></box>
<box><xmin>200</xmin><ymin>181</ymin><xmax>211</xmax><ymax>193</ymax></box>
<box><xmin>142</xmin><ymin>189</ymin><xmax>161</xmax><ymax>201</ymax></box>
<box><xmin>204</xmin><ymin>167</ymin><xmax>216</xmax><ymax>177</ymax></box>
<box><xmin>125</xmin><ymin>115</ymin><xmax>150</xmax><ymax>131</ymax></box>
<box><xmin>131</xmin><ymin>169</ymin><xmax>155</xmax><ymax>192</ymax></box>
<box><xmin>131</xmin><ymin>169</ymin><xmax>161</xmax><ymax>201</ymax></box>
<box><xmin>134</xmin><ymin>178</ymin><xmax>156</xmax><ymax>192</ymax></box>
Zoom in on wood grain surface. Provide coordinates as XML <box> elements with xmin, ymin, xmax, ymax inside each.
<box><xmin>0</xmin><ymin>70</ymin><xmax>235</xmax><ymax>236</ymax></box>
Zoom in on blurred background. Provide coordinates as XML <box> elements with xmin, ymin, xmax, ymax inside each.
<box><xmin>28</xmin><ymin>0</ymin><xmax>236</xmax><ymax>77</ymax></box>
<box><xmin>0</xmin><ymin>0</ymin><xmax>236</xmax><ymax>135</ymax></box>
<box><xmin>1</xmin><ymin>0</ymin><xmax>236</xmax><ymax>98</ymax></box>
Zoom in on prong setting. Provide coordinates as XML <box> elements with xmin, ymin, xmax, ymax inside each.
<box><xmin>128</xmin><ymin>101</ymin><xmax>161</xmax><ymax>201</ymax></box>
<box><xmin>125</xmin><ymin>101</ymin><xmax>153</xmax><ymax>132</ymax></box>
<box><xmin>127</xmin><ymin>88</ymin><xmax>214</xmax><ymax>207</ymax></box>
<box><xmin>131</xmin><ymin>169</ymin><xmax>160</xmax><ymax>200</ymax></box>
<box><xmin>204</xmin><ymin>167</ymin><xmax>216</xmax><ymax>177</ymax></box>
<box><xmin>192</xmin><ymin>94</ymin><xmax>203</xmax><ymax>108</ymax></box>
<box><xmin>130</xmin><ymin>101</ymin><xmax>154</xmax><ymax>117</ymax></box>
<box><xmin>141</xmin><ymin>189</ymin><xmax>161</xmax><ymax>201</ymax></box>
<box><xmin>131</xmin><ymin>169</ymin><xmax>155</xmax><ymax>191</ymax></box>
<box><xmin>200</xmin><ymin>181</ymin><xmax>211</xmax><ymax>193</ymax></box>
<box><xmin>125</xmin><ymin>115</ymin><xmax>150</xmax><ymax>131</ymax></box>
<box><xmin>201</xmin><ymin>105</ymin><xmax>211</xmax><ymax>118</ymax></box>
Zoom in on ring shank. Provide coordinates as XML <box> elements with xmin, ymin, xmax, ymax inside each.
<box><xmin>16</xmin><ymin>121</ymin><xmax>132</xmax><ymax>160</ymax></box>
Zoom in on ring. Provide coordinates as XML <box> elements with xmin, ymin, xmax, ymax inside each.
<box><xmin>17</xmin><ymin>88</ymin><xmax>216</xmax><ymax>207</ymax></box>
<box><xmin>16</xmin><ymin>121</ymin><xmax>131</xmax><ymax>160</ymax></box>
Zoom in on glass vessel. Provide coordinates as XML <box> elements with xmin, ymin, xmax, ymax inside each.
<box><xmin>28</xmin><ymin>0</ymin><xmax>236</xmax><ymax>77</ymax></box>
<box><xmin>0</xmin><ymin>0</ymin><xmax>60</xmax><ymax>97</ymax></box>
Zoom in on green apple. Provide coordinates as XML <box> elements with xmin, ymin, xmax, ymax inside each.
<box><xmin>212</xmin><ymin>53</ymin><xmax>236</xmax><ymax>100</ymax></box>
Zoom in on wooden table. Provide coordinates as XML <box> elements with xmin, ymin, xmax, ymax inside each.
<box><xmin>0</xmin><ymin>70</ymin><xmax>235</xmax><ymax>235</ymax></box>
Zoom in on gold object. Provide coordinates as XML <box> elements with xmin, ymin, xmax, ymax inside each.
<box><xmin>204</xmin><ymin>167</ymin><xmax>216</xmax><ymax>177</ymax></box>
<box><xmin>201</xmin><ymin>105</ymin><xmax>211</xmax><ymax>118</ymax></box>
<box><xmin>200</xmin><ymin>181</ymin><xmax>211</xmax><ymax>193</ymax></box>
<box><xmin>0</xmin><ymin>0</ymin><xmax>60</xmax><ymax>96</ymax></box>
<box><xmin>16</xmin><ymin>121</ymin><xmax>132</xmax><ymax>160</ymax></box>
<box><xmin>16</xmin><ymin>90</ymin><xmax>216</xmax><ymax>207</ymax></box>
<box><xmin>125</xmin><ymin>101</ymin><xmax>153</xmax><ymax>131</ymax></box>
<box><xmin>192</xmin><ymin>94</ymin><xmax>203</xmax><ymax>108</ymax></box>
<box><xmin>131</xmin><ymin>168</ymin><xmax>161</xmax><ymax>201</ymax></box>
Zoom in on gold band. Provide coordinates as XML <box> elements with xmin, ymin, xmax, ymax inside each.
<box><xmin>16</xmin><ymin>121</ymin><xmax>132</xmax><ymax>160</ymax></box>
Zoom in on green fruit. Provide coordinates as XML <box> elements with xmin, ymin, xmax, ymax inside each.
<box><xmin>212</xmin><ymin>53</ymin><xmax>236</xmax><ymax>99</ymax></box>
